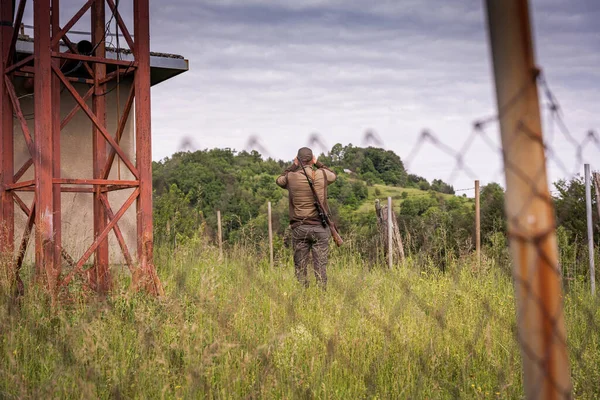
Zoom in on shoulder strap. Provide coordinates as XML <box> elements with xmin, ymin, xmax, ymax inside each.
<box><xmin>321</xmin><ymin>169</ymin><xmax>331</xmax><ymax>214</ymax></box>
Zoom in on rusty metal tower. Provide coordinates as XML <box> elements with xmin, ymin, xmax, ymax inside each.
<box><xmin>0</xmin><ymin>0</ymin><xmax>163</xmax><ymax>296</ymax></box>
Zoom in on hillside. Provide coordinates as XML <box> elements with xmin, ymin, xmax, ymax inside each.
<box><xmin>151</xmin><ymin>144</ymin><xmax>595</xmax><ymax>276</ymax></box>
<box><xmin>357</xmin><ymin>183</ymin><xmax>461</xmax><ymax>214</ymax></box>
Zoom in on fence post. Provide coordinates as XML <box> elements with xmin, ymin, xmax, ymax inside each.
<box><xmin>594</xmin><ymin>172</ymin><xmax>600</xmax><ymax>226</ymax></box>
<box><xmin>585</xmin><ymin>164</ymin><xmax>595</xmax><ymax>295</ymax></box>
<box><xmin>217</xmin><ymin>210</ymin><xmax>223</xmax><ymax>260</ymax></box>
<box><xmin>475</xmin><ymin>180</ymin><xmax>481</xmax><ymax>266</ymax></box>
<box><xmin>268</xmin><ymin>201</ymin><xmax>274</xmax><ymax>268</ymax></box>
<box><xmin>485</xmin><ymin>0</ymin><xmax>571</xmax><ymax>397</ymax></box>
<box><xmin>388</xmin><ymin>197</ymin><xmax>393</xmax><ymax>269</ymax></box>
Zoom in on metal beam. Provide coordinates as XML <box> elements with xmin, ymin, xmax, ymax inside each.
<box><xmin>4</xmin><ymin>76</ymin><xmax>35</xmax><ymax>157</ymax></box>
<box><xmin>1</xmin><ymin>0</ymin><xmax>15</xmax><ymax>261</ymax></box>
<box><xmin>92</xmin><ymin>0</ymin><xmax>110</xmax><ymax>294</ymax></box>
<box><xmin>101</xmin><ymin>84</ymin><xmax>135</xmax><ymax>179</ymax></box>
<box><xmin>134</xmin><ymin>0</ymin><xmax>154</xmax><ymax>280</ymax></box>
<box><xmin>61</xmin><ymin>188</ymin><xmax>139</xmax><ymax>288</ymax></box>
<box><xmin>52</xmin><ymin>0</ymin><xmax>62</xmax><ymax>288</ymax></box>
<box><xmin>50</xmin><ymin>0</ymin><xmax>94</xmax><ymax>47</ymax></box>
<box><xmin>107</xmin><ymin>0</ymin><xmax>135</xmax><ymax>51</ymax></box>
<box><xmin>52</xmin><ymin>51</ymin><xmax>138</xmax><ymax>68</ymax></box>
<box><xmin>34</xmin><ymin>0</ymin><xmax>57</xmax><ymax>289</ymax></box>
<box><xmin>6</xmin><ymin>0</ymin><xmax>25</xmax><ymax>67</ymax></box>
<box><xmin>52</xmin><ymin>64</ymin><xmax>140</xmax><ymax>179</ymax></box>
<box><xmin>100</xmin><ymin>194</ymin><xmax>134</xmax><ymax>274</ymax></box>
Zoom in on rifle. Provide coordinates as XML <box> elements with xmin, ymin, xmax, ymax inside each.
<box><xmin>297</xmin><ymin>158</ymin><xmax>343</xmax><ymax>247</ymax></box>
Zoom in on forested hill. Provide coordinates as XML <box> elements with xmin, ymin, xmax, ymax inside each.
<box><xmin>152</xmin><ymin>144</ymin><xmax>596</xmax><ymax>273</ymax></box>
<box><xmin>151</xmin><ymin>144</ymin><xmax>456</xmax><ymax>240</ymax></box>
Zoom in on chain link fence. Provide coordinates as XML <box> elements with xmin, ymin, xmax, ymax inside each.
<box><xmin>154</xmin><ymin>64</ymin><xmax>600</xmax><ymax>398</ymax></box>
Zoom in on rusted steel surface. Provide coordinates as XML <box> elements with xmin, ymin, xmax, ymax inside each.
<box><xmin>100</xmin><ymin>194</ymin><xmax>134</xmax><ymax>273</ymax></box>
<box><xmin>5</xmin><ymin>54</ymin><xmax>32</xmax><ymax>75</ymax></box>
<box><xmin>1</xmin><ymin>0</ymin><xmax>15</xmax><ymax>258</ymax></box>
<box><xmin>52</xmin><ymin>51</ymin><xmax>138</xmax><ymax>68</ymax></box>
<box><xmin>34</xmin><ymin>0</ymin><xmax>58</xmax><ymax>290</ymax></box>
<box><xmin>12</xmin><ymin>193</ymin><xmax>31</xmax><ymax>217</ymax></box>
<box><xmin>13</xmin><ymin>195</ymin><xmax>77</xmax><ymax>282</ymax></box>
<box><xmin>14</xmin><ymin>158</ymin><xmax>33</xmax><ymax>183</ymax></box>
<box><xmin>53</xmin><ymin>64</ymin><xmax>140</xmax><ymax>179</ymax></box>
<box><xmin>61</xmin><ymin>188</ymin><xmax>139</xmax><ymax>288</ymax></box>
<box><xmin>4</xmin><ymin>76</ymin><xmax>35</xmax><ymax>156</ymax></box>
<box><xmin>54</xmin><ymin>186</ymin><xmax>95</xmax><ymax>193</ymax></box>
<box><xmin>485</xmin><ymin>0</ymin><xmax>572</xmax><ymax>398</ymax></box>
<box><xmin>54</xmin><ymin>178</ymin><xmax>139</xmax><ymax>186</ymax></box>
<box><xmin>99</xmin><ymin>67</ymin><xmax>135</xmax><ymax>85</ymax></box>
<box><xmin>52</xmin><ymin>0</ymin><xmax>62</xmax><ymax>283</ymax></box>
<box><xmin>92</xmin><ymin>0</ymin><xmax>110</xmax><ymax>293</ymax></box>
<box><xmin>101</xmin><ymin>84</ymin><xmax>135</xmax><ymax>179</ymax></box>
<box><xmin>15</xmin><ymin>200</ymin><xmax>35</xmax><ymax>273</ymax></box>
<box><xmin>6</xmin><ymin>180</ymin><xmax>35</xmax><ymax>191</ymax></box>
<box><xmin>134</xmin><ymin>0</ymin><xmax>153</xmax><ymax>259</ymax></box>
<box><xmin>60</xmin><ymin>33</ymin><xmax>95</xmax><ymax>78</ymax></box>
<box><xmin>60</xmin><ymin>86</ymin><xmax>95</xmax><ymax>130</ymax></box>
<box><xmin>3</xmin><ymin>0</ymin><xmax>163</xmax><ymax>296</ymax></box>
<box><xmin>6</xmin><ymin>0</ymin><xmax>25</xmax><ymax>67</ymax></box>
<box><xmin>103</xmin><ymin>184</ymin><xmax>139</xmax><ymax>193</ymax></box>
<box><xmin>107</xmin><ymin>0</ymin><xmax>135</xmax><ymax>51</ymax></box>
<box><xmin>133</xmin><ymin>0</ymin><xmax>163</xmax><ymax>296</ymax></box>
<box><xmin>50</xmin><ymin>0</ymin><xmax>94</xmax><ymax>47</ymax></box>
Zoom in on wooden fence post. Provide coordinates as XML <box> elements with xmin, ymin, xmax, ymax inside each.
<box><xmin>388</xmin><ymin>197</ymin><xmax>393</xmax><ymax>269</ymax></box>
<box><xmin>217</xmin><ymin>210</ymin><xmax>223</xmax><ymax>260</ymax></box>
<box><xmin>375</xmin><ymin>198</ymin><xmax>405</xmax><ymax>266</ymax></box>
<box><xmin>485</xmin><ymin>0</ymin><xmax>572</xmax><ymax>397</ymax></box>
<box><xmin>585</xmin><ymin>164</ymin><xmax>595</xmax><ymax>295</ymax></box>
<box><xmin>268</xmin><ymin>201</ymin><xmax>274</xmax><ymax>268</ymax></box>
<box><xmin>593</xmin><ymin>172</ymin><xmax>600</xmax><ymax>225</ymax></box>
<box><xmin>475</xmin><ymin>180</ymin><xmax>481</xmax><ymax>266</ymax></box>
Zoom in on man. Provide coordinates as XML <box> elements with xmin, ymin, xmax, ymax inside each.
<box><xmin>276</xmin><ymin>147</ymin><xmax>337</xmax><ymax>288</ymax></box>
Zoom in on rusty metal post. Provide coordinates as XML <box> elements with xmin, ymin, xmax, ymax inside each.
<box><xmin>92</xmin><ymin>0</ymin><xmax>110</xmax><ymax>293</ymax></box>
<box><xmin>485</xmin><ymin>0</ymin><xmax>572</xmax><ymax>398</ymax></box>
<box><xmin>268</xmin><ymin>201</ymin><xmax>273</xmax><ymax>268</ymax></box>
<box><xmin>51</xmin><ymin>0</ymin><xmax>62</xmax><ymax>281</ymax></box>
<box><xmin>133</xmin><ymin>0</ymin><xmax>162</xmax><ymax>295</ymax></box>
<box><xmin>475</xmin><ymin>180</ymin><xmax>481</xmax><ymax>266</ymax></box>
<box><xmin>584</xmin><ymin>164</ymin><xmax>595</xmax><ymax>295</ymax></box>
<box><xmin>0</xmin><ymin>0</ymin><xmax>14</xmax><ymax>260</ymax></box>
<box><xmin>34</xmin><ymin>0</ymin><xmax>58</xmax><ymax>291</ymax></box>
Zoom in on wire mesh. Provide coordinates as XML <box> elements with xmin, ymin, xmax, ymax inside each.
<box><xmin>160</xmin><ymin>69</ymin><xmax>600</xmax><ymax>398</ymax></box>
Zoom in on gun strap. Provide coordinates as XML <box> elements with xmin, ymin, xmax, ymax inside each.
<box><xmin>321</xmin><ymin>169</ymin><xmax>331</xmax><ymax>216</ymax></box>
<box><xmin>299</xmin><ymin>159</ymin><xmax>327</xmax><ymax>222</ymax></box>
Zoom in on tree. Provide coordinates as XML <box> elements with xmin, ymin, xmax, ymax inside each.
<box><xmin>479</xmin><ymin>182</ymin><xmax>506</xmax><ymax>242</ymax></box>
<box><xmin>554</xmin><ymin>175</ymin><xmax>598</xmax><ymax>243</ymax></box>
<box><xmin>431</xmin><ymin>179</ymin><xmax>455</xmax><ymax>195</ymax></box>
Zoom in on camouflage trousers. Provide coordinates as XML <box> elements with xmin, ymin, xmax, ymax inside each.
<box><xmin>291</xmin><ymin>224</ymin><xmax>330</xmax><ymax>288</ymax></box>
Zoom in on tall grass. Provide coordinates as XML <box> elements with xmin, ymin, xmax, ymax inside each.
<box><xmin>0</xmin><ymin>241</ymin><xmax>598</xmax><ymax>399</ymax></box>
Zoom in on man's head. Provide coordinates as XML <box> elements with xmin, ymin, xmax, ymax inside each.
<box><xmin>297</xmin><ymin>147</ymin><xmax>314</xmax><ymax>164</ymax></box>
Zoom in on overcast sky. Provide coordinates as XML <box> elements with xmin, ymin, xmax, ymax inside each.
<box><xmin>25</xmin><ymin>1</ymin><xmax>600</xmax><ymax>192</ymax></box>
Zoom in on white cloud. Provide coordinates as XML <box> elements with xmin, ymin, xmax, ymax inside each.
<box><xmin>22</xmin><ymin>0</ymin><xmax>600</xmax><ymax>189</ymax></box>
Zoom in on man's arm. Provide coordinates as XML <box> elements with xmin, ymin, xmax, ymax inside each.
<box><xmin>276</xmin><ymin>163</ymin><xmax>299</xmax><ymax>188</ymax></box>
<box><xmin>315</xmin><ymin>161</ymin><xmax>336</xmax><ymax>183</ymax></box>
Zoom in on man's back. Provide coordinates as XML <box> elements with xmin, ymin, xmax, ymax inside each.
<box><xmin>276</xmin><ymin>165</ymin><xmax>336</xmax><ymax>225</ymax></box>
